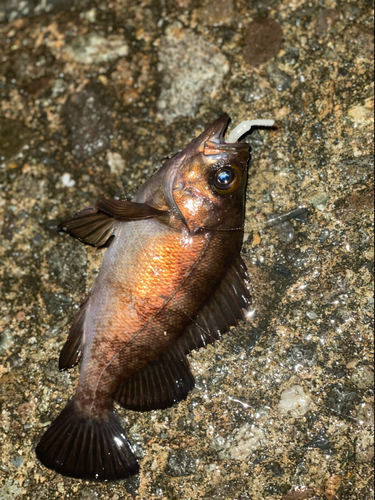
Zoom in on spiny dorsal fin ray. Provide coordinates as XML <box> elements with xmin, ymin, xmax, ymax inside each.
<box><xmin>59</xmin><ymin>198</ymin><xmax>168</xmax><ymax>247</ymax></box>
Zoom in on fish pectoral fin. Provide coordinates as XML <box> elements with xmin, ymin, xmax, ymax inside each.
<box><xmin>178</xmin><ymin>256</ymin><xmax>251</xmax><ymax>353</ymax></box>
<box><xmin>35</xmin><ymin>399</ymin><xmax>139</xmax><ymax>481</ymax></box>
<box><xmin>114</xmin><ymin>344</ymin><xmax>195</xmax><ymax>412</ymax></box>
<box><xmin>94</xmin><ymin>197</ymin><xmax>168</xmax><ymax>220</ymax></box>
<box><xmin>59</xmin><ymin>294</ymin><xmax>89</xmax><ymax>370</ymax></box>
<box><xmin>59</xmin><ymin>198</ymin><xmax>168</xmax><ymax>247</ymax></box>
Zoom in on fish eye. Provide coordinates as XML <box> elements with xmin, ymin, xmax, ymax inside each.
<box><xmin>213</xmin><ymin>166</ymin><xmax>241</xmax><ymax>194</ymax></box>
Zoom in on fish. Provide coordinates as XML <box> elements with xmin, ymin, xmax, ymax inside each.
<box><xmin>36</xmin><ymin>113</ymin><xmax>274</xmax><ymax>481</ymax></box>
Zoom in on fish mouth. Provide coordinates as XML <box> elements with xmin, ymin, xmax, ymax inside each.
<box><xmin>207</xmin><ymin>113</ymin><xmax>275</xmax><ymax>146</ymax></box>
<box><xmin>203</xmin><ymin>113</ymin><xmax>230</xmax><ymax>145</ymax></box>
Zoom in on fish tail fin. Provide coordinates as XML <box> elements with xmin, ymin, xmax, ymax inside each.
<box><xmin>35</xmin><ymin>399</ymin><xmax>139</xmax><ymax>480</ymax></box>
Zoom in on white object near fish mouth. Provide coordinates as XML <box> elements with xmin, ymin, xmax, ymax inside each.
<box><xmin>226</xmin><ymin>119</ymin><xmax>275</xmax><ymax>143</ymax></box>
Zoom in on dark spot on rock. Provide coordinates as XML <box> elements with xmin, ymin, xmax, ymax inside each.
<box><xmin>285</xmin><ymin>247</ymin><xmax>315</xmax><ymax>269</ymax></box>
<box><xmin>32</xmin><ymin>233</ymin><xmax>43</xmax><ymax>246</ymax></box>
<box><xmin>20</xmin><ymin>74</ymin><xmax>53</xmax><ymax>98</ymax></box>
<box><xmin>279</xmin><ymin>46</ymin><xmax>300</xmax><ymax>66</ymax></box>
<box><xmin>334</xmin><ymin>186</ymin><xmax>374</xmax><ymax>220</ymax></box>
<box><xmin>0</xmin><ymin>117</ymin><xmax>33</xmax><ymax>162</ymax></box>
<box><xmin>43</xmin><ymin>218</ymin><xmax>61</xmax><ymax>233</ymax></box>
<box><xmin>286</xmin><ymin>343</ymin><xmax>317</xmax><ymax>368</ymax></box>
<box><xmin>124</xmin><ymin>475</ymin><xmax>140</xmax><ymax>497</ymax></box>
<box><xmin>52</xmin><ymin>132</ymin><xmax>62</xmax><ymax>143</ymax></box>
<box><xmin>344</xmin><ymin>24</ymin><xmax>374</xmax><ymax>58</ymax></box>
<box><xmin>267</xmin><ymin>214</ymin><xmax>295</xmax><ymax>243</ymax></box>
<box><xmin>62</xmin><ymin>81</ymin><xmax>114</xmax><ymax>161</ymax></box>
<box><xmin>43</xmin><ymin>292</ymin><xmax>73</xmax><ymax>317</ymax></box>
<box><xmin>306</xmin><ymin>428</ymin><xmax>335</xmax><ymax>454</ymax></box>
<box><xmin>273</xmin><ymin>264</ymin><xmax>293</xmax><ymax>279</ymax></box>
<box><xmin>2</xmin><ymin>210</ymin><xmax>16</xmax><ymax>241</ymax></box>
<box><xmin>264</xmin><ymin>484</ymin><xmax>280</xmax><ymax>494</ymax></box>
<box><xmin>243</xmin><ymin>17</ymin><xmax>283</xmax><ymax>67</ymax></box>
<box><xmin>336</xmin><ymin>155</ymin><xmax>374</xmax><ymax>187</ymax></box>
<box><xmin>266</xmin><ymin>461</ymin><xmax>285</xmax><ymax>476</ymax></box>
<box><xmin>165</xmin><ymin>449</ymin><xmax>197</xmax><ymax>477</ymax></box>
<box><xmin>325</xmin><ymin>383</ymin><xmax>361</xmax><ymax>418</ymax></box>
<box><xmin>311</xmin><ymin>122</ymin><xmax>324</xmax><ymax>141</ymax></box>
<box><xmin>266</xmin><ymin>63</ymin><xmax>293</xmax><ymax>92</ymax></box>
<box><xmin>6</xmin><ymin>350</ymin><xmax>23</xmax><ymax>368</ymax></box>
<box><xmin>246</xmin><ymin>129</ymin><xmax>264</xmax><ymax>151</ymax></box>
<box><xmin>361</xmin><ymin>261</ymin><xmax>373</xmax><ymax>273</ymax></box>
<box><xmin>0</xmin><ymin>51</ymin><xmax>30</xmax><ymax>82</ymax></box>
<box><xmin>318</xmin><ymin>229</ymin><xmax>330</xmax><ymax>243</ymax></box>
<box><xmin>315</xmin><ymin>8</ymin><xmax>339</xmax><ymax>34</ymax></box>
<box><xmin>46</xmin><ymin>240</ymin><xmax>86</xmax><ymax>291</ymax></box>
<box><xmin>289</xmin><ymin>208</ymin><xmax>310</xmax><ymax>224</ymax></box>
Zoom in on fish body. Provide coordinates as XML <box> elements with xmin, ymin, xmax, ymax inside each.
<box><xmin>36</xmin><ymin>114</ymin><xmax>273</xmax><ymax>480</ymax></box>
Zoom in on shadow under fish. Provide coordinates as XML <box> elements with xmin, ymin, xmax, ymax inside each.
<box><xmin>36</xmin><ymin>114</ymin><xmax>274</xmax><ymax>481</ymax></box>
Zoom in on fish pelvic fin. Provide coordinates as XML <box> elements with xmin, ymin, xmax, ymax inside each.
<box><xmin>35</xmin><ymin>399</ymin><xmax>139</xmax><ymax>481</ymax></box>
<box><xmin>59</xmin><ymin>294</ymin><xmax>90</xmax><ymax>370</ymax></box>
<box><xmin>59</xmin><ymin>198</ymin><xmax>168</xmax><ymax>247</ymax></box>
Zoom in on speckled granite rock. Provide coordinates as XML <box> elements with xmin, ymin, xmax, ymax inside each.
<box><xmin>0</xmin><ymin>0</ymin><xmax>373</xmax><ymax>499</ymax></box>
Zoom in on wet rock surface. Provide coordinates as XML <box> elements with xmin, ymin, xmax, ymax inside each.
<box><xmin>0</xmin><ymin>0</ymin><xmax>373</xmax><ymax>499</ymax></box>
<box><xmin>62</xmin><ymin>81</ymin><xmax>115</xmax><ymax>160</ymax></box>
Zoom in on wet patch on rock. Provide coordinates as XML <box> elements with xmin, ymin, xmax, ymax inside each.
<box><xmin>165</xmin><ymin>449</ymin><xmax>197</xmax><ymax>476</ymax></box>
<box><xmin>266</xmin><ymin>63</ymin><xmax>293</xmax><ymax>92</ymax></box>
<box><xmin>0</xmin><ymin>118</ymin><xmax>33</xmax><ymax>162</ymax></box>
<box><xmin>243</xmin><ymin>17</ymin><xmax>283</xmax><ymax>67</ymax></box>
<box><xmin>62</xmin><ymin>81</ymin><xmax>114</xmax><ymax>160</ymax></box>
<box><xmin>43</xmin><ymin>292</ymin><xmax>73</xmax><ymax>318</ymax></box>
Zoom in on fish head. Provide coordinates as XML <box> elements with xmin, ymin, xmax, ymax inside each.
<box><xmin>164</xmin><ymin>114</ymin><xmax>250</xmax><ymax>233</ymax></box>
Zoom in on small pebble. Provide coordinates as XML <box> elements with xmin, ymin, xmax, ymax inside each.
<box><xmin>346</xmin><ymin>358</ymin><xmax>360</xmax><ymax>369</ymax></box>
<box><xmin>61</xmin><ymin>173</ymin><xmax>75</xmax><ymax>188</ymax></box>
<box><xmin>106</xmin><ymin>151</ymin><xmax>125</xmax><ymax>175</ymax></box>
<box><xmin>351</xmin><ymin>365</ymin><xmax>374</xmax><ymax>389</ymax></box>
<box><xmin>278</xmin><ymin>386</ymin><xmax>312</xmax><ymax>418</ymax></box>
<box><xmin>306</xmin><ymin>311</ymin><xmax>318</xmax><ymax>320</ymax></box>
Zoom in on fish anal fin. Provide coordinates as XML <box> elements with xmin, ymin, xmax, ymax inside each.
<box><xmin>178</xmin><ymin>256</ymin><xmax>251</xmax><ymax>353</ymax></box>
<box><xmin>36</xmin><ymin>399</ymin><xmax>139</xmax><ymax>480</ymax></box>
<box><xmin>115</xmin><ymin>344</ymin><xmax>195</xmax><ymax>412</ymax></box>
<box><xmin>59</xmin><ymin>294</ymin><xmax>89</xmax><ymax>370</ymax></box>
<box><xmin>59</xmin><ymin>198</ymin><xmax>168</xmax><ymax>247</ymax></box>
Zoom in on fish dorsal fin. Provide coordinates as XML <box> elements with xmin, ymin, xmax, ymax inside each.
<box><xmin>59</xmin><ymin>198</ymin><xmax>168</xmax><ymax>247</ymax></box>
<box><xmin>59</xmin><ymin>294</ymin><xmax>90</xmax><ymax>370</ymax></box>
<box><xmin>115</xmin><ymin>257</ymin><xmax>250</xmax><ymax>412</ymax></box>
<box><xmin>114</xmin><ymin>343</ymin><xmax>195</xmax><ymax>412</ymax></box>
